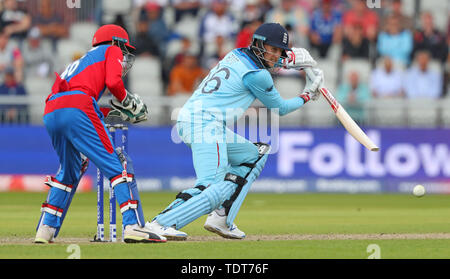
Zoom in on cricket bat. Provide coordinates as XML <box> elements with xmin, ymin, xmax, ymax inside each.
<box><xmin>304</xmin><ymin>68</ymin><xmax>379</xmax><ymax>152</ymax></box>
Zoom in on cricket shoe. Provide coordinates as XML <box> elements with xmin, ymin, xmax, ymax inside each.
<box><xmin>34</xmin><ymin>224</ymin><xmax>56</xmax><ymax>244</ymax></box>
<box><xmin>204</xmin><ymin>210</ymin><xmax>245</xmax><ymax>239</ymax></box>
<box><xmin>123</xmin><ymin>224</ymin><xmax>167</xmax><ymax>243</ymax></box>
<box><xmin>144</xmin><ymin>220</ymin><xmax>188</xmax><ymax>241</ymax></box>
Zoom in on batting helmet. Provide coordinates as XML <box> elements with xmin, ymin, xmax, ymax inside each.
<box><xmin>92</xmin><ymin>24</ymin><xmax>135</xmax><ymax>51</ymax></box>
<box><xmin>251</xmin><ymin>23</ymin><xmax>291</xmax><ymax>70</ymax></box>
<box><xmin>252</xmin><ymin>23</ymin><xmax>291</xmax><ymax>53</ymax></box>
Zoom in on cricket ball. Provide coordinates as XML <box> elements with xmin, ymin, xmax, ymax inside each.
<box><xmin>413</xmin><ymin>184</ymin><xmax>425</xmax><ymax>197</ymax></box>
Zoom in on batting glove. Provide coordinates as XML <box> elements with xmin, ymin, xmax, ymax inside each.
<box><xmin>283</xmin><ymin>48</ymin><xmax>317</xmax><ymax>69</ymax></box>
<box><xmin>300</xmin><ymin>68</ymin><xmax>324</xmax><ymax>103</ymax></box>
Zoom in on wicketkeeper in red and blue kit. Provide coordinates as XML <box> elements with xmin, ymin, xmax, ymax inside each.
<box><xmin>34</xmin><ymin>24</ymin><xmax>166</xmax><ymax>243</ymax></box>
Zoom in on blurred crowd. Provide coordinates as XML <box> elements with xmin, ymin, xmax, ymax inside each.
<box><xmin>0</xmin><ymin>0</ymin><xmax>448</xmax><ymax>125</ymax></box>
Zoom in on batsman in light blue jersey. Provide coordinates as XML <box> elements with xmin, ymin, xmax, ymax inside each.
<box><xmin>145</xmin><ymin>23</ymin><xmax>324</xmax><ymax>240</ymax></box>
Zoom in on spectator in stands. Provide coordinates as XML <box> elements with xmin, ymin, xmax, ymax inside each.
<box><xmin>167</xmin><ymin>51</ymin><xmax>207</xmax><ymax>96</ymax></box>
<box><xmin>370</xmin><ymin>56</ymin><xmax>404</xmax><ymax>98</ymax></box>
<box><xmin>403</xmin><ymin>50</ymin><xmax>442</xmax><ymax>99</ymax></box>
<box><xmin>377</xmin><ymin>14</ymin><xmax>413</xmax><ymax>66</ymax></box>
<box><xmin>238</xmin><ymin>0</ymin><xmax>263</xmax><ymax>28</ymax></box>
<box><xmin>235</xmin><ymin>18</ymin><xmax>262</xmax><ymax>48</ymax></box>
<box><xmin>336</xmin><ymin>70</ymin><xmax>370</xmax><ymax>123</ymax></box>
<box><xmin>0</xmin><ymin>27</ymin><xmax>23</xmax><ymax>84</ymax></box>
<box><xmin>259</xmin><ymin>0</ymin><xmax>274</xmax><ymax>16</ymax></box>
<box><xmin>342</xmin><ymin>24</ymin><xmax>369</xmax><ymax>60</ymax></box>
<box><xmin>134</xmin><ymin>14</ymin><xmax>160</xmax><ymax>57</ymax></box>
<box><xmin>203</xmin><ymin>35</ymin><xmax>232</xmax><ymax>69</ymax></box>
<box><xmin>413</xmin><ymin>11</ymin><xmax>448</xmax><ymax>63</ymax></box>
<box><xmin>199</xmin><ymin>0</ymin><xmax>237</xmax><ymax>46</ymax></box>
<box><xmin>296</xmin><ymin>0</ymin><xmax>319</xmax><ymax>15</ymax></box>
<box><xmin>0</xmin><ymin>0</ymin><xmax>31</xmax><ymax>41</ymax></box>
<box><xmin>22</xmin><ymin>27</ymin><xmax>54</xmax><ymax>79</ymax></box>
<box><xmin>308</xmin><ymin>0</ymin><xmax>342</xmax><ymax>58</ymax></box>
<box><xmin>172</xmin><ymin>37</ymin><xmax>194</xmax><ymax>66</ymax></box>
<box><xmin>32</xmin><ymin>0</ymin><xmax>67</xmax><ymax>48</ymax></box>
<box><xmin>172</xmin><ymin>0</ymin><xmax>202</xmax><ymax>23</ymax></box>
<box><xmin>0</xmin><ymin>67</ymin><xmax>27</xmax><ymax>123</ymax></box>
<box><xmin>265</xmin><ymin>0</ymin><xmax>309</xmax><ymax>46</ymax></box>
<box><xmin>342</xmin><ymin>0</ymin><xmax>378</xmax><ymax>42</ymax></box>
<box><xmin>381</xmin><ymin>0</ymin><xmax>413</xmax><ymax>31</ymax></box>
<box><xmin>145</xmin><ymin>2</ymin><xmax>172</xmax><ymax>59</ymax></box>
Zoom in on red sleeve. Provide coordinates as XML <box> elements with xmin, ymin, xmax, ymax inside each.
<box><xmin>105</xmin><ymin>45</ymin><xmax>127</xmax><ymax>102</ymax></box>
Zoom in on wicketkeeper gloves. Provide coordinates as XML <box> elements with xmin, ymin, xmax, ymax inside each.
<box><xmin>109</xmin><ymin>90</ymin><xmax>149</xmax><ymax>123</ymax></box>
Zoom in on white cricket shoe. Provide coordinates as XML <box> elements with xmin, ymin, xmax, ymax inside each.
<box><xmin>204</xmin><ymin>210</ymin><xmax>246</xmax><ymax>239</ymax></box>
<box><xmin>123</xmin><ymin>224</ymin><xmax>167</xmax><ymax>243</ymax></box>
<box><xmin>145</xmin><ymin>220</ymin><xmax>188</xmax><ymax>241</ymax></box>
<box><xmin>34</xmin><ymin>224</ymin><xmax>56</xmax><ymax>244</ymax></box>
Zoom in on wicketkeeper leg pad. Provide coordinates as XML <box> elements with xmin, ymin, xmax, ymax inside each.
<box><xmin>36</xmin><ymin>154</ymin><xmax>89</xmax><ymax>237</ymax></box>
<box><xmin>114</xmin><ymin>147</ymin><xmax>145</xmax><ymax>226</ymax></box>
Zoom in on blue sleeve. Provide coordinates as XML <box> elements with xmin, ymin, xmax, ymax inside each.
<box><xmin>243</xmin><ymin>70</ymin><xmax>305</xmax><ymax>116</ymax></box>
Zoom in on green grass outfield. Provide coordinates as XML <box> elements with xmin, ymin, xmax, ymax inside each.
<box><xmin>1</xmin><ymin>192</ymin><xmax>450</xmax><ymax>259</ymax></box>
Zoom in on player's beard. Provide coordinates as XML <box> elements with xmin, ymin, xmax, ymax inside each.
<box><xmin>251</xmin><ymin>45</ymin><xmax>285</xmax><ymax>74</ymax></box>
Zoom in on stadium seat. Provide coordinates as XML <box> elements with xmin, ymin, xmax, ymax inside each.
<box><xmin>303</xmin><ymin>97</ymin><xmax>336</xmax><ymax>127</ymax></box>
<box><xmin>342</xmin><ymin>59</ymin><xmax>372</xmax><ymax>84</ymax></box>
<box><xmin>70</xmin><ymin>22</ymin><xmax>99</xmax><ymax>49</ymax></box>
<box><xmin>56</xmin><ymin>39</ymin><xmax>88</xmax><ymax>70</ymax></box>
<box><xmin>274</xmin><ymin>75</ymin><xmax>303</xmax><ymax>99</ymax></box>
<box><xmin>102</xmin><ymin>0</ymin><xmax>132</xmax><ymax>14</ymax></box>
<box><xmin>166</xmin><ymin>38</ymin><xmax>200</xmax><ymax>61</ymax></box>
<box><xmin>316</xmin><ymin>58</ymin><xmax>338</xmax><ymax>93</ymax></box>
<box><xmin>145</xmin><ymin>102</ymin><xmax>166</xmax><ymax>126</ymax></box>
<box><xmin>203</xmin><ymin>40</ymin><xmax>234</xmax><ymax>59</ymax></box>
<box><xmin>439</xmin><ymin>98</ymin><xmax>450</xmax><ymax>127</ymax></box>
<box><xmin>366</xmin><ymin>98</ymin><xmax>407</xmax><ymax>126</ymax></box>
<box><xmin>166</xmin><ymin>39</ymin><xmax>184</xmax><ymax>60</ymax></box>
<box><xmin>375</xmin><ymin>57</ymin><xmax>406</xmax><ymax>71</ymax></box>
<box><xmin>327</xmin><ymin>44</ymin><xmax>342</xmax><ymax>63</ymax></box>
<box><xmin>131</xmin><ymin>56</ymin><xmax>161</xmax><ymax>79</ymax></box>
<box><xmin>162</xmin><ymin>6</ymin><xmax>176</xmax><ymax>28</ymax></box>
<box><xmin>131</xmin><ymin>79</ymin><xmax>163</xmax><ymax>97</ymax></box>
<box><xmin>279</xmin><ymin>108</ymin><xmax>304</xmax><ymax>126</ymax></box>
<box><xmin>24</xmin><ymin>77</ymin><xmax>53</xmax><ymax>124</ymax></box>
<box><xmin>168</xmin><ymin>94</ymin><xmax>191</xmax><ymax>123</ymax></box>
<box><xmin>400</xmin><ymin>0</ymin><xmax>415</xmax><ymax>17</ymax></box>
<box><xmin>173</xmin><ymin>15</ymin><xmax>200</xmax><ymax>41</ymax></box>
<box><xmin>406</xmin><ymin>98</ymin><xmax>439</xmax><ymax>127</ymax></box>
<box><xmin>128</xmin><ymin>56</ymin><xmax>164</xmax><ymax>124</ymax></box>
<box><xmin>421</xmin><ymin>1</ymin><xmax>449</xmax><ymax>31</ymax></box>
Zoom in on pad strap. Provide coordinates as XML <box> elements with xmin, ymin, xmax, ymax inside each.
<box><xmin>41</xmin><ymin>203</ymin><xmax>64</xmax><ymax>217</ymax></box>
<box><xmin>222</xmin><ymin>173</ymin><xmax>247</xmax><ymax>211</ymax></box>
<box><xmin>120</xmin><ymin>200</ymin><xmax>138</xmax><ymax>213</ymax></box>
<box><xmin>224</xmin><ymin>173</ymin><xmax>247</xmax><ymax>187</ymax></box>
<box><xmin>110</xmin><ymin>172</ymin><xmax>134</xmax><ymax>187</ymax></box>
<box><xmin>44</xmin><ymin>176</ymin><xmax>73</xmax><ymax>193</ymax></box>
<box><xmin>223</xmin><ymin>143</ymin><xmax>270</xmax><ymax>215</ymax></box>
<box><xmin>175</xmin><ymin>185</ymin><xmax>206</xmax><ymax>201</ymax></box>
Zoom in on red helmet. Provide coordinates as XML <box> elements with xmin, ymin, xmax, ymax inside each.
<box><xmin>92</xmin><ymin>24</ymin><xmax>135</xmax><ymax>50</ymax></box>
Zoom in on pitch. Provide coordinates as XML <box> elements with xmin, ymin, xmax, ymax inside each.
<box><xmin>1</xmin><ymin>192</ymin><xmax>450</xmax><ymax>259</ymax></box>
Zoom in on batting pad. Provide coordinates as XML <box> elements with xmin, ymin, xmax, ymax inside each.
<box><xmin>156</xmin><ymin>180</ymin><xmax>238</xmax><ymax>229</ymax></box>
<box><xmin>226</xmin><ymin>145</ymin><xmax>270</xmax><ymax>227</ymax></box>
